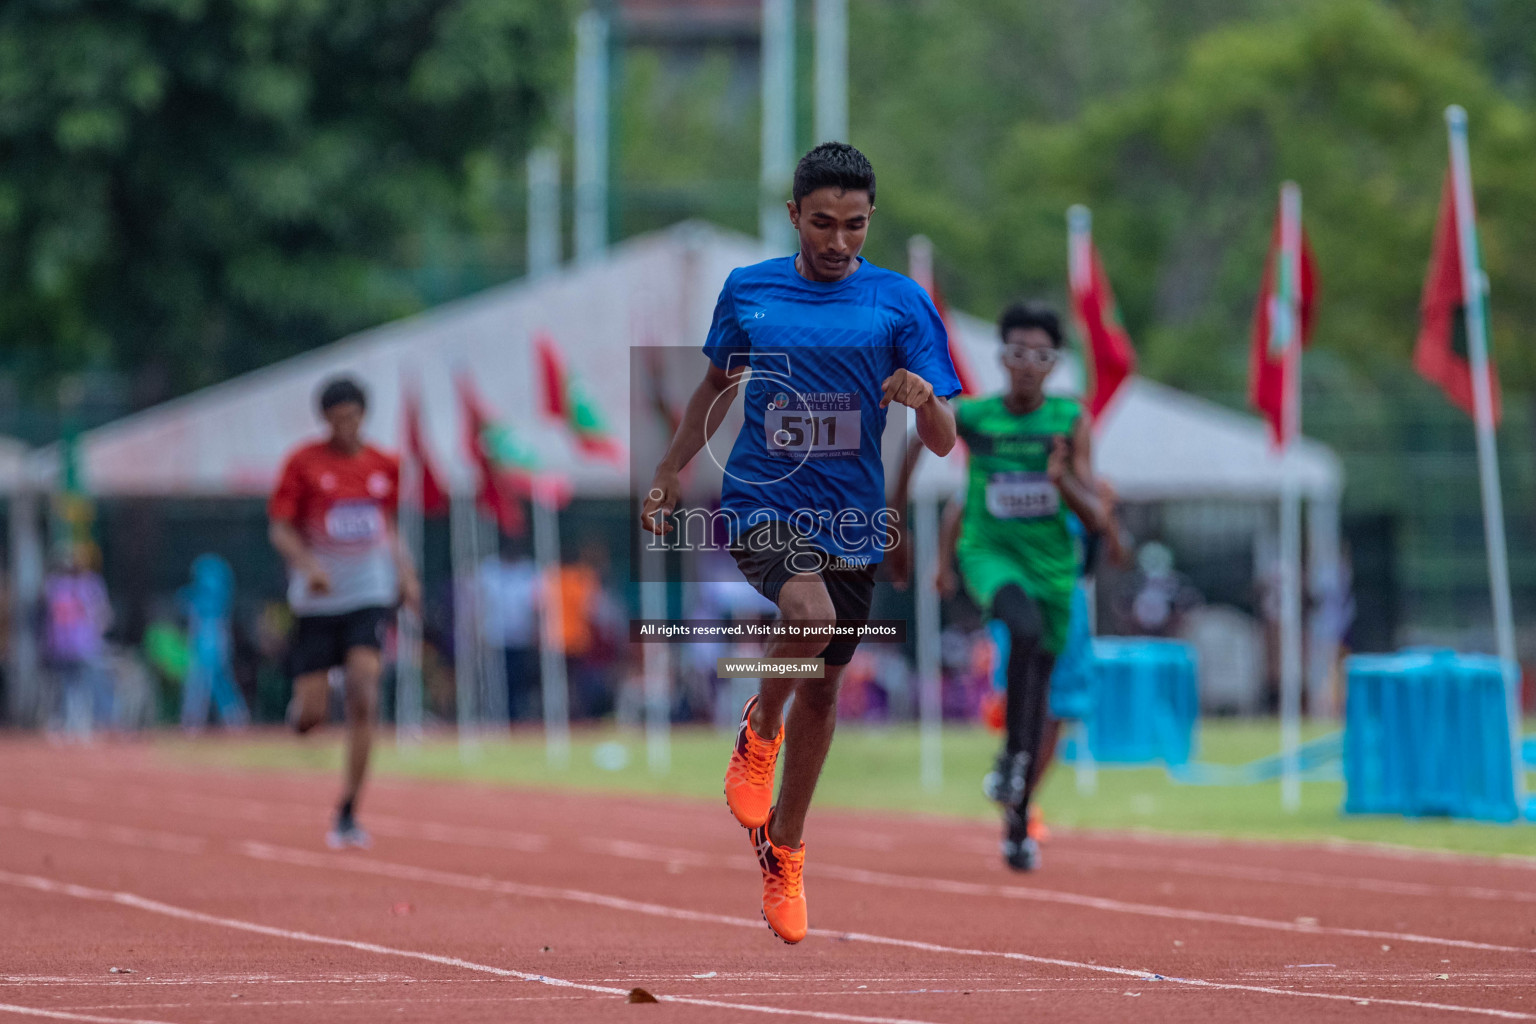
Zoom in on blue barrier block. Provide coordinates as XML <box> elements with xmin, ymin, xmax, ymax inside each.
<box><xmin>1344</xmin><ymin>650</ymin><xmax>1520</xmax><ymax>822</ymax></box>
<box><xmin>1084</xmin><ymin>637</ymin><xmax>1199</xmax><ymax>766</ymax></box>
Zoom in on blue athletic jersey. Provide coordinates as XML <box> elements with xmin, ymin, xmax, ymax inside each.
<box><xmin>703</xmin><ymin>255</ymin><xmax>961</xmax><ymax>564</ymax></box>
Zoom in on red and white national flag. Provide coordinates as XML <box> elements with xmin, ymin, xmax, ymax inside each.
<box><xmin>400</xmin><ymin>386</ymin><xmax>449</xmax><ymax>517</ymax></box>
<box><xmin>1248</xmin><ymin>185</ymin><xmax>1317</xmax><ymax>449</ymax></box>
<box><xmin>1414</xmin><ymin>164</ymin><xmax>1502</xmax><ymax>424</ymax></box>
<box><xmin>1067</xmin><ymin>207</ymin><xmax>1136</xmax><ymax>422</ymax></box>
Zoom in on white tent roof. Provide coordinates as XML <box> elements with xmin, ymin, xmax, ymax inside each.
<box><xmin>52</xmin><ymin>222</ymin><xmax>764</xmax><ymax>497</ymax></box>
<box><xmin>0</xmin><ymin>436</ymin><xmax>31</xmax><ymax>494</ymax></box>
<box><xmin>59</xmin><ymin>220</ymin><xmax>1340</xmax><ymax>504</ymax></box>
<box><xmin>910</xmin><ymin>310</ymin><xmax>1343</xmax><ymax>503</ymax></box>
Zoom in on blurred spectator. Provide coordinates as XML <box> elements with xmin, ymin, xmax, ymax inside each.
<box><xmin>547</xmin><ymin>540</ymin><xmax>624</xmax><ymax>719</ymax></box>
<box><xmin>42</xmin><ymin>545</ymin><xmax>114</xmax><ymax>740</ymax></box>
<box><xmin>178</xmin><ymin>554</ymin><xmax>250</xmax><ymax>731</ymax></box>
<box><xmin>477</xmin><ymin>547</ymin><xmax>542</xmax><ymax>721</ymax></box>
<box><xmin>1113</xmin><ymin>542</ymin><xmax>1202</xmax><ymax>637</ymax></box>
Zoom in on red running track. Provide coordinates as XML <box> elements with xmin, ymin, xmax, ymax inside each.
<box><xmin>1</xmin><ymin>737</ymin><xmax>1534</xmax><ymax>1023</ymax></box>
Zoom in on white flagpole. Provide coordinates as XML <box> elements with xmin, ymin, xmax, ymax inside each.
<box><xmin>1278</xmin><ymin>181</ymin><xmax>1304</xmax><ymax>812</ymax></box>
<box><xmin>1066</xmin><ymin>205</ymin><xmax>1098</xmax><ymax>795</ymax></box>
<box><xmin>906</xmin><ymin>235</ymin><xmax>942</xmax><ymax>790</ymax></box>
<box><xmin>1445</xmin><ymin>105</ymin><xmax>1521</xmax><ymax>807</ymax></box>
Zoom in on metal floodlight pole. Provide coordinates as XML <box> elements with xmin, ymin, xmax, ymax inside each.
<box><xmin>814</xmin><ymin>0</ymin><xmax>848</xmax><ymax>144</ymax></box>
<box><xmin>527</xmin><ymin>147</ymin><xmax>561</xmax><ymax>279</ymax></box>
<box><xmin>1278</xmin><ymin>181</ymin><xmax>1304</xmax><ymax>813</ymax></box>
<box><xmin>1445</xmin><ymin>105</ymin><xmax>1522</xmax><ymax>808</ymax></box>
<box><xmin>574</xmin><ymin>9</ymin><xmax>610</xmax><ymax>265</ymax></box>
<box><xmin>759</xmin><ymin>0</ymin><xmax>795</xmax><ymax>253</ymax></box>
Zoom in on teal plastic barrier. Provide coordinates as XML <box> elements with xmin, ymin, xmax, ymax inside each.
<box><xmin>1344</xmin><ymin>650</ymin><xmax>1521</xmax><ymax>822</ymax></box>
<box><xmin>1083</xmin><ymin>637</ymin><xmax>1199</xmax><ymax>766</ymax></box>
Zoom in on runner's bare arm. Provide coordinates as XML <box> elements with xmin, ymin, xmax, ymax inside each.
<box><xmin>268</xmin><ymin>519</ymin><xmax>331</xmax><ymax>594</ymax></box>
<box><xmin>641</xmin><ymin>361</ymin><xmax>746</xmax><ymax>535</ymax></box>
<box><xmin>880</xmin><ymin>369</ymin><xmax>955</xmax><ymax>456</ymax></box>
<box><xmin>1049</xmin><ymin>416</ymin><xmax>1106</xmax><ymax>534</ymax></box>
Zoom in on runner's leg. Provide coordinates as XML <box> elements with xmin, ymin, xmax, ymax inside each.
<box><xmin>288</xmin><ymin>672</ymin><xmax>330</xmax><ymax>734</ymax></box>
<box><xmin>340</xmin><ymin>646</ymin><xmax>381</xmax><ymax>811</ymax></box>
<box><xmin>748</xmin><ymin>571</ymin><xmax>839</xmax><ymax>851</ymax></box>
<box><xmin>994</xmin><ymin>584</ymin><xmax>1056</xmax><ymax>814</ymax></box>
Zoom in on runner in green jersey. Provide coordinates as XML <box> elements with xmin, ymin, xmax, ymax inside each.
<box><xmin>895</xmin><ymin>303</ymin><xmax>1104</xmax><ymax>871</ymax></box>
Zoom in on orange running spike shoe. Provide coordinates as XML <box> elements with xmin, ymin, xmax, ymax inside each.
<box><xmin>724</xmin><ymin>695</ymin><xmax>782</xmax><ymax>828</ymax></box>
<box><xmin>750</xmin><ymin>813</ymin><xmax>807</xmax><ymax>944</ymax></box>
<box><xmin>1027</xmin><ymin>804</ymin><xmax>1051</xmax><ymax>842</ymax></box>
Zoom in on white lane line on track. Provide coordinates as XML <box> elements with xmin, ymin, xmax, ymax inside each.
<box><xmin>581</xmin><ymin>836</ymin><xmax>1536</xmax><ymax>956</ymax></box>
<box><xmin>29</xmin><ymin>771</ymin><xmax>1536</xmax><ymax>889</ymax></box>
<box><xmin>1010</xmin><ymin>847</ymin><xmax>1536</xmax><ymax>904</ymax></box>
<box><xmin>7</xmin><ymin>801</ymin><xmax>1532</xmax><ymax>957</ymax></box>
<box><xmin>22</xmin><ymin>759</ymin><xmax>1536</xmax><ymax>873</ymax></box>
<box><xmin>0</xmin><ymin>809</ymin><xmax>204</xmax><ymax>856</ymax></box>
<box><xmin>0</xmin><ymin>1005</ymin><xmax>176</xmax><ymax>1024</ymax></box>
<box><xmin>0</xmin><ymin>870</ymin><xmax>941</xmax><ymax>1024</ymax></box>
<box><xmin>233</xmin><ymin>841</ymin><xmax>1536</xmax><ymax>1020</ymax></box>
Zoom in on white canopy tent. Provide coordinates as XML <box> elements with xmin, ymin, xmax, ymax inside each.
<box><xmin>55</xmin><ymin>220</ymin><xmax>1341</xmax><ymax>513</ymax></box>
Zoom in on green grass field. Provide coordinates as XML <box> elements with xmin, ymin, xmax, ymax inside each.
<box><xmin>169</xmin><ymin>718</ymin><xmax>1536</xmax><ymax>859</ymax></box>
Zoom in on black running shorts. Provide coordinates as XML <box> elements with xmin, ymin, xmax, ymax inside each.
<box><xmin>288</xmin><ymin>606</ymin><xmax>391</xmax><ymax>678</ymax></box>
<box><xmin>729</xmin><ymin>520</ymin><xmax>877</xmax><ymax>667</ymax></box>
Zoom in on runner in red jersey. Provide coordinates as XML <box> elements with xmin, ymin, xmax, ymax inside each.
<box><xmin>268</xmin><ymin>378</ymin><xmax>420</xmax><ymax>849</ymax></box>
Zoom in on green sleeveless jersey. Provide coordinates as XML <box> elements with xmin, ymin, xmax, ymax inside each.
<box><xmin>953</xmin><ymin>394</ymin><xmax>1082</xmax><ymax>605</ymax></box>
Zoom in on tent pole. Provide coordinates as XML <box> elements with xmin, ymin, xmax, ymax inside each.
<box><xmin>534</xmin><ymin>488</ymin><xmax>571</xmax><ymax>769</ymax></box>
<box><xmin>914</xmin><ymin>491</ymin><xmax>943</xmax><ymax>791</ymax></box>
<box><xmin>451</xmin><ymin>490</ymin><xmax>479</xmax><ymax>757</ymax></box>
<box><xmin>395</xmin><ymin>427</ymin><xmax>425</xmax><ymax>746</ymax></box>
<box><xmin>478</xmin><ymin>513</ymin><xmax>509</xmax><ymax>734</ymax></box>
<box><xmin>1305</xmin><ymin>490</ymin><xmax>1342</xmax><ymax>718</ymax></box>
<box><xmin>8</xmin><ymin>486</ymin><xmax>41</xmax><ymax>727</ymax></box>
<box><xmin>641</xmin><ymin>538</ymin><xmax>671</xmax><ymax>774</ymax></box>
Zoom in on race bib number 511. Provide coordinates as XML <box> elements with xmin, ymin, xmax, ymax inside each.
<box><xmin>764</xmin><ymin>392</ymin><xmax>861</xmax><ymax>460</ymax></box>
<box><xmin>985</xmin><ymin>472</ymin><xmax>1059</xmax><ymax>520</ymax></box>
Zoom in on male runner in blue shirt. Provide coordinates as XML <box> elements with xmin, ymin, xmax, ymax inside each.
<box><xmin>642</xmin><ymin>143</ymin><xmax>960</xmax><ymax>943</ymax></box>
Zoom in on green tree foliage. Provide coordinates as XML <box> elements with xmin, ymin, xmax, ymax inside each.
<box><xmin>985</xmin><ymin>0</ymin><xmax>1536</xmax><ymax>393</ymax></box>
<box><xmin>851</xmin><ymin>0</ymin><xmax>1536</xmax><ymax>395</ymax></box>
<box><xmin>0</xmin><ymin>0</ymin><xmax>572</xmax><ymax>395</ymax></box>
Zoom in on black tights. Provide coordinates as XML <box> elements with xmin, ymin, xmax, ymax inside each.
<box><xmin>993</xmin><ymin>584</ymin><xmax>1056</xmax><ymax>812</ymax></box>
